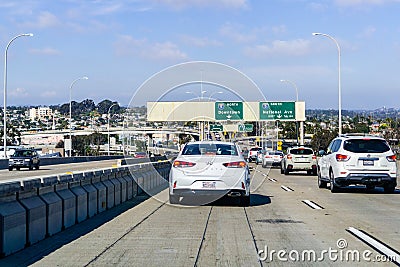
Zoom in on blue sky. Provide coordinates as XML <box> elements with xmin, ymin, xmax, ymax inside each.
<box><xmin>1</xmin><ymin>0</ymin><xmax>400</xmax><ymax>110</ymax></box>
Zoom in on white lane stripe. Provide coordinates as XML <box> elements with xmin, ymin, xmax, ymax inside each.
<box><xmin>302</xmin><ymin>200</ymin><xmax>323</xmax><ymax>210</ymax></box>
<box><xmin>281</xmin><ymin>185</ymin><xmax>293</xmax><ymax>191</ymax></box>
<box><xmin>269</xmin><ymin>178</ymin><xmax>277</xmax><ymax>182</ymax></box>
<box><xmin>347</xmin><ymin>227</ymin><xmax>400</xmax><ymax>265</ymax></box>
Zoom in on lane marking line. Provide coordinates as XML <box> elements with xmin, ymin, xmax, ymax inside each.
<box><xmin>347</xmin><ymin>226</ymin><xmax>400</xmax><ymax>265</ymax></box>
<box><xmin>302</xmin><ymin>200</ymin><xmax>323</xmax><ymax>210</ymax></box>
<box><xmin>281</xmin><ymin>185</ymin><xmax>294</xmax><ymax>192</ymax></box>
<box><xmin>269</xmin><ymin>178</ymin><xmax>277</xmax><ymax>182</ymax></box>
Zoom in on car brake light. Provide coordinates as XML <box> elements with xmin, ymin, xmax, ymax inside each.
<box><xmin>312</xmin><ymin>155</ymin><xmax>317</xmax><ymax>160</ymax></box>
<box><xmin>386</xmin><ymin>155</ymin><xmax>396</xmax><ymax>162</ymax></box>
<box><xmin>173</xmin><ymin>160</ymin><xmax>196</xmax><ymax>168</ymax></box>
<box><xmin>287</xmin><ymin>154</ymin><xmax>292</xmax><ymax>160</ymax></box>
<box><xmin>223</xmin><ymin>161</ymin><xmax>247</xmax><ymax>168</ymax></box>
<box><xmin>336</xmin><ymin>154</ymin><xmax>350</xmax><ymax>162</ymax></box>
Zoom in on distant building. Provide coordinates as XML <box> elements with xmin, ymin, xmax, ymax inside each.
<box><xmin>29</xmin><ymin>107</ymin><xmax>53</xmax><ymax>121</ymax></box>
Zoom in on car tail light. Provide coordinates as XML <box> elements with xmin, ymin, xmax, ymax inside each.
<box><xmin>223</xmin><ymin>161</ymin><xmax>247</xmax><ymax>168</ymax></box>
<box><xmin>287</xmin><ymin>154</ymin><xmax>292</xmax><ymax>160</ymax></box>
<box><xmin>173</xmin><ymin>160</ymin><xmax>196</xmax><ymax>168</ymax></box>
<box><xmin>312</xmin><ymin>155</ymin><xmax>317</xmax><ymax>160</ymax></box>
<box><xmin>336</xmin><ymin>154</ymin><xmax>350</xmax><ymax>162</ymax></box>
<box><xmin>386</xmin><ymin>155</ymin><xmax>396</xmax><ymax>162</ymax></box>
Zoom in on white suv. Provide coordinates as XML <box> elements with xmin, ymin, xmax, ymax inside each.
<box><xmin>281</xmin><ymin>146</ymin><xmax>317</xmax><ymax>175</ymax></box>
<box><xmin>317</xmin><ymin>135</ymin><xmax>397</xmax><ymax>193</ymax></box>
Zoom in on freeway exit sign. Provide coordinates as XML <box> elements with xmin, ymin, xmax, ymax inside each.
<box><xmin>238</xmin><ymin>124</ymin><xmax>253</xmax><ymax>132</ymax></box>
<box><xmin>260</xmin><ymin>102</ymin><xmax>295</xmax><ymax>120</ymax></box>
<box><xmin>209</xmin><ymin>124</ymin><xmax>223</xmax><ymax>131</ymax></box>
<box><xmin>215</xmin><ymin>102</ymin><xmax>243</xmax><ymax>120</ymax></box>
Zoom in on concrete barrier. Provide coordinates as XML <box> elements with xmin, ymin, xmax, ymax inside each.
<box><xmin>0</xmin><ymin>182</ymin><xmax>26</xmax><ymax>257</ymax></box>
<box><xmin>0</xmin><ymin>159</ymin><xmax>171</xmax><ymax>258</ymax></box>
<box><xmin>18</xmin><ymin>179</ymin><xmax>46</xmax><ymax>246</ymax></box>
<box><xmin>81</xmin><ymin>173</ymin><xmax>97</xmax><ymax>218</ymax></box>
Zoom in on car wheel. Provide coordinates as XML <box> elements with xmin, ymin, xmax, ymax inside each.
<box><xmin>318</xmin><ymin>170</ymin><xmax>327</xmax><ymax>189</ymax></box>
<box><xmin>169</xmin><ymin>194</ymin><xmax>179</xmax><ymax>204</ymax></box>
<box><xmin>8</xmin><ymin>167</ymin><xmax>13</xmax><ymax>171</ymax></box>
<box><xmin>329</xmin><ymin>170</ymin><xmax>338</xmax><ymax>193</ymax></box>
<box><xmin>284</xmin><ymin>166</ymin><xmax>289</xmax><ymax>175</ymax></box>
<box><xmin>261</xmin><ymin>163</ymin><xmax>265</xmax><ymax>168</ymax></box>
<box><xmin>280</xmin><ymin>166</ymin><xmax>284</xmax><ymax>174</ymax></box>
<box><xmin>366</xmin><ymin>184</ymin><xmax>375</xmax><ymax>191</ymax></box>
<box><xmin>29</xmin><ymin>164</ymin><xmax>33</xmax><ymax>170</ymax></box>
<box><xmin>383</xmin><ymin>184</ymin><xmax>395</xmax><ymax>194</ymax></box>
<box><xmin>35</xmin><ymin>164</ymin><xmax>40</xmax><ymax>170</ymax></box>
<box><xmin>16</xmin><ymin>167</ymin><xmax>20</xmax><ymax>171</ymax></box>
<box><xmin>240</xmin><ymin>195</ymin><xmax>250</xmax><ymax>207</ymax></box>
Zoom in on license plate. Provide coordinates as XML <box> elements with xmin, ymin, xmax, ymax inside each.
<box><xmin>363</xmin><ymin>160</ymin><xmax>374</xmax><ymax>166</ymax></box>
<box><xmin>202</xmin><ymin>182</ymin><xmax>216</xmax><ymax>188</ymax></box>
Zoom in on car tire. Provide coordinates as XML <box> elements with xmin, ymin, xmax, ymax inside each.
<box><xmin>318</xmin><ymin>171</ymin><xmax>327</xmax><ymax>189</ymax></box>
<box><xmin>29</xmin><ymin>164</ymin><xmax>33</xmax><ymax>170</ymax></box>
<box><xmin>280</xmin><ymin>166</ymin><xmax>284</xmax><ymax>174</ymax></box>
<box><xmin>35</xmin><ymin>164</ymin><xmax>40</xmax><ymax>170</ymax></box>
<box><xmin>366</xmin><ymin>184</ymin><xmax>375</xmax><ymax>191</ymax></box>
<box><xmin>383</xmin><ymin>184</ymin><xmax>395</xmax><ymax>194</ymax></box>
<box><xmin>16</xmin><ymin>167</ymin><xmax>20</xmax><ymax>171</ymax></box>
<box><xmin>240</xmin><ymin>195</ymin><xmax>250</xmax><ymax>207</ymax></box>
<box><xmin>329</xmin><ymin>170</ymin><xmax>338</xmax><ymax>193</ymax></box>
<box><xmin>169</xmin><ymin>194</ymin><xmax>179</xmax><ymax>204</ymax></box>
<box><xmin>284</xmin><ymin>167</ymin><xmax>289</xmax><ymax>175</ymax></box>
<box><xmin>261</xmin><ymin>163</ymin><xmax>266</xmax><ymax>168</ymax></box>
<box><xmin>8</xmin><ymin>167</ymin><xmax>13</xmax><ymax>171</ymax></box>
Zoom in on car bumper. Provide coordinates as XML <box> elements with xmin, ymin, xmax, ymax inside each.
<box><xmin>287</xmin><ymin>163</ymin><xmax>317</xmax><ymax>171</ymax></box>
<box><xmin>334</xmin><ymin>173</ymin><xmax>397</xmax><ymax>187</ymax></box>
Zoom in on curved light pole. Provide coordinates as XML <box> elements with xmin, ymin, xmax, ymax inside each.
<box><xmin>3</xmin><ymin>33</ymin><xmax>33</xmax><ymax>158</ymax></box>
<box><xmin>69</xmin><ymin>76</ymin><xmax>88</xmax><ymax>157</ymax></box>
<box><xmin>312</xmin><ymin>32</ymin><xmax>342</xmax><ymax>135</ymax></box>
<box><xmin>107</xmin><ymin>103</ymin><xmax>118</xmax><ymax>156</ymax></box>
<box><xmin>280</xmin><ymin>79</ymin><xmax>300</xmax><ymax>145</ymax></box>
<box><xmin>208</xmin><ymin>91</ymin><xmax>223</xmax><ymax>101</ymax></box>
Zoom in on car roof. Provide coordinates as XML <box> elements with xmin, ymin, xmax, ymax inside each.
<box><xmin>337</xmin><ymin>134</ymin><xmax>384</xmax><ymax>140</ymax></box>
<box><xmin>185</xmin><ymin>141</ymin><xmax>236</xmax><ymax>145</ymax></box>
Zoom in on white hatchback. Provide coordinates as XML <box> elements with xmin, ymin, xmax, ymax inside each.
<box><xmin>317</xmin><ymin>135</ymin><xmax>397</xmax><ymax>193</ymax></box>
<box><xmin>169</xmin><ymin>141</ymin><xmax>250</xmax><ymax>206</ymax></box>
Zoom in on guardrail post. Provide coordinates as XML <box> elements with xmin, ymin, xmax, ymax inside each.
<box><xmin>91</xmin><ymin>171</ymin><xmax>107</xmax><ymax>213</ymax></box>
<box><xmin>55</xmin><ymin>174</ymin><xmax>76</xmax><ymax>229</ymax></box>
<box><xmin>82</xmin><ymin>172</ymin><xmax>97</xmax><ymax>218</ymax></box>
<box><xmin>38</xmin><ymin>176</ymin><xmax>62</xmax><ymax>237</ymax></box>
<box><xmin>69</xmin><ymin>173</ymin><xmax>88</xmax><ymax>223</ymax></box>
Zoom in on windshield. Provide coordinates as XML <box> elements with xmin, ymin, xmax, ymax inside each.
<box><xmin>290</xmin><ymin>148</ymin><xmax>313</xmax><ymax>155</ymax></box>
<box><xmin>343</xmin><ymin>139</ymin><xmax>390</xmax><ymax>153</ymax></box>
<box><xmin>182</xmin><ymin>143</ymin><xmax>238</xmax><ymax>156</ymax></box>
<box><xmin>13</xmin><ymin>150</ymin><xmax>33</xmax><ymax>157</ymax></box>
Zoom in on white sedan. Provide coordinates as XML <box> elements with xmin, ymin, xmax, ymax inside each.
<box><xmin>169</xmin><ymin>141</ymin><xmax>250</xmax><ymax>206</ymax></box>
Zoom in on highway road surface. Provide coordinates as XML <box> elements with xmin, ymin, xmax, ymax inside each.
<box><xmin>1</xmin><ymin>163</ymin><xmax>399</xmax><ymax>266</ymax></box>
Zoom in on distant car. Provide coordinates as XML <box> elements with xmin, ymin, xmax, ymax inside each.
<box><xmin>169</xmin><ymin>141</ymin><xmax>250</xmax><ymax>206</ymax></box>
<box><xmin>134</xmin><ymin>152</ymin><xmax>147</xmax><ymax>158</ymax></box>
<box><xmin>281</xmin><ymin>146</ymin><xmax>317</xmax><ymax>175</ymax></box>
<box><xmin>8</xmin><ymin>148</ymin><xmax>40</xmax><ymax>171</ymax></box>
<box><xmin>255</xmin><ymin>150</ymin><xmax>264</xmax><ymax>165</ymax></box>
<box><xmin>262</xmin><ymin>150</ymin><xmax>284</xmax><ymax>168</ymax></box>
<box><xmin>317</xmin><ymin>134</ymin><xmax>397</xmax><ymax>193</ymax></box>
<box><xmin>248</xmin><ymin>147</ymin><xmax>263</xmax><ymax>162</ymax></box>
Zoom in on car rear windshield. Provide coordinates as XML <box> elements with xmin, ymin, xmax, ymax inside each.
<box><xmin>250</xmin><ymin>147</ymin><xmax>262</xmax><ymax>152</ymax></box>
<box><xmin>182</xmin><ymin>143</ymin><xmax>238</xmax><ymax>156</ymax></box>
<box><xmin>343</xmin><ymin>139</ymin><xmax>390</xmax><ymax>153</ymax></box>
<box><xmin>290</xmin><ymin>148</ymin><xmax>313</xmax><ymax>155</ymax></box>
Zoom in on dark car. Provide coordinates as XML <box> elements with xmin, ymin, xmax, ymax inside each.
<box><xmin>8</xmin><ymin>148</ymin><xmax>40</xmax><ymax>171</ymax></box>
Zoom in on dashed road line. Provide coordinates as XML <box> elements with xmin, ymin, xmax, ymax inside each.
<box><xmin>346</xmin><ymin>227</ymin><xmax>400</xmax><ymax>265</ymax></box>
<box><xmin>281</xmin><ymin>185</ymin><xmax>294</xmax><ymax>192</ymax></box>
<box><xmin>302</xmin><ymin>200</ymin><xmax>324</xmax><ymax>210</ymax></box>
<box><xmin>269</xmin><ymin>178</ymin><xmax>277</xmax><ymax>182</ymax></box>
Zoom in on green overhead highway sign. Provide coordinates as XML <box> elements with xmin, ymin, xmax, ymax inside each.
<box><xmin>259</xmin><ymin>101</ymin><xmax>295</xmax><ymax>120</ymax></box>
<box><xmin>209</xmin><ymin>124</ymin><xmax>223</xmax><ymax>131</ymax></box>
<box><xmin>238</xmin><ymin>124</ymin><xmax>253</xmax><ymax>132</ymax></box>
<box><xmin>215</xmin><ymin>102</ymin><xmax>243</xmax><ymax>120</ymax></box>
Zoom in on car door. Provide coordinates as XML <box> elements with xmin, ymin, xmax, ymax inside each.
<box><xmin>319</xmin><ymin>140</ymin><xmax>336</xmax><ymax>178</ymax></box>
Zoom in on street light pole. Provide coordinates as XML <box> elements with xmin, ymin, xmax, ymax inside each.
<box><xmin>69</xmin><ymin>76</ymin><xmax>88</xmax><ymax>157</ymax></box>
<box><xmin>312</xmin><ymin>32</ymin><xmax>342</xmax><ymax>135</ymax></box>
<box><xmin>3</xmin><ymin>33</ymin><xmax>33</xmax><ymax>158</ymax></box>
<box><xmin>107</xmin><ymin>103</ymin><xmax>118</xmax><ymax>156</ymax></box>
<box><xmin>280</xmin><ymin>79</ymin><xmax>300</xmax><ymax>145</ymax></box>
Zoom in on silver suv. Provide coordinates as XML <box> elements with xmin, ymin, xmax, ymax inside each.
<box><xmin>317</xmin><ymin>134</ymin><xmax>397</xmax><ymax>193</ymax></box>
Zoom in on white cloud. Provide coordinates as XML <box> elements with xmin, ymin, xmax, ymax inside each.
<box><xmin>20</xmin><ymin>11</ymin><xmax>61</xmax><ymax>28</ymax></box>
<box><xmin>334</xmin><ymin>0</ymin><xmax>396</xmax><ymax>6</ymax></box>
<box><xmin>245</xmin><ymin>39</ymin><xmax>312</xmax><ymax>57</ymax></box>
<box><xmin>219</xmin><ymin>23</ymin><xmax>257</xmax><ymax>43</ymax></box>
<box><xmin>114</xmin><ymin>35</ymin><xmax>187</xmax><ymax>61</ymax></box>
<box><xmin>9</xmin><ymin>88</ymin><xmax>29</xmax><ymax>98</ymax></box>
<box><xmin>181</xmin><ymin>35</ymin><xmax>222</xmax><ymax>47</ymax></box>
<box><xmin>150</xmin><ymin>0</ymin><xmax>248</xmax><ymax>9</ymax></box>
<box><xmin>358</xmin><ymin>26</ymin><xmax>377</xmax><ymax>38</ymax></box>
<box><xmin>29</xmin><ymin>47</ymin><xmax>61</xmax><ymax>55</ymax></box>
